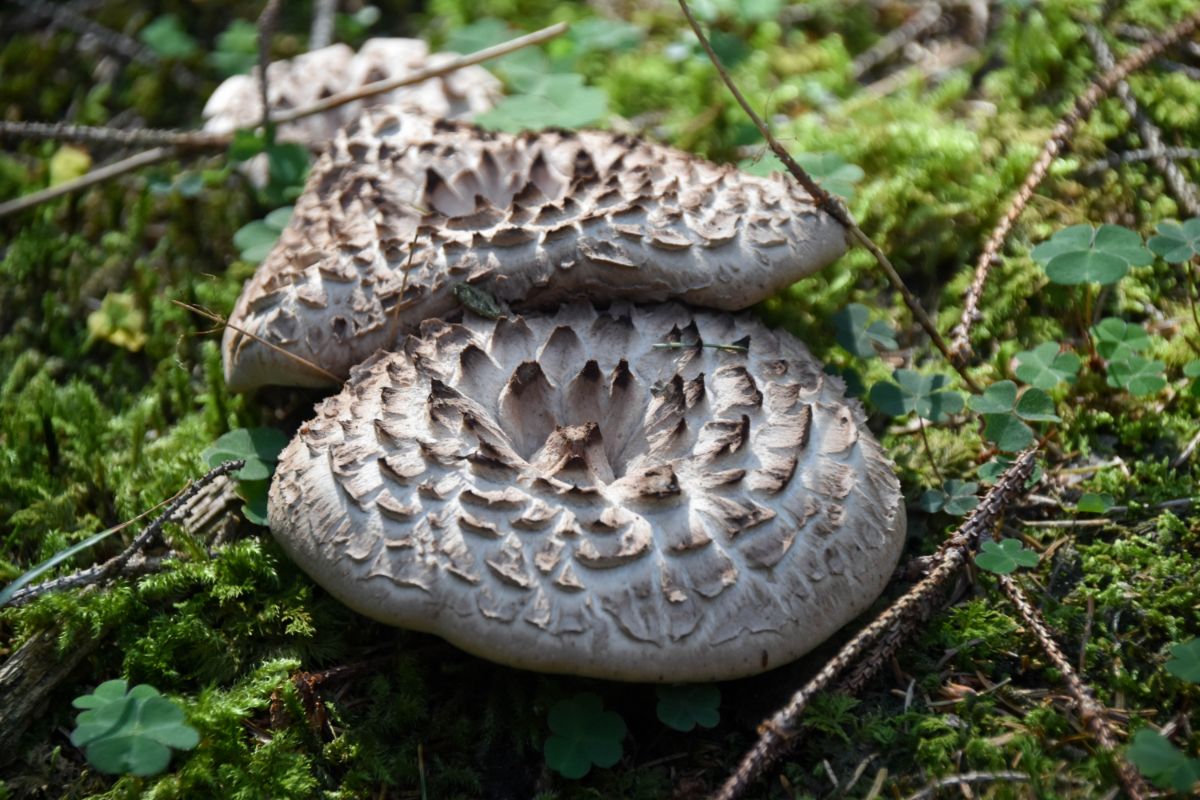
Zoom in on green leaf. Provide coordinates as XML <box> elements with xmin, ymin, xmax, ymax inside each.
<box><xmin>1032</xmin><ymin>224</ymin><xmax>1150</xmax><ymax>285</ymax></box>
<box><xmin>239</xmin><ymin>480</ymin><xmax>271</xmax><ymax>527</ymax></box>
<box><xmin>977</xmin><ymin>456</ymin><xmax>1044</xmax><ymax>486</ymax></box>
<box><xmin>87</xmin><ymin>291</ymin><xmax>147</xmax><ymax>352</ymax></box>
<box><xmin>975</xmin><ymin>538</ymin><xmax>1039</xmax><ymax>574</ymax></box>
<box><xmin>740</xmin><ymin>152</ymin><xmax>864</xmax><ymax>201</ymax></box>
<box><xmin>1127</xmin><ymin>729</ymin><xmax>1200</xmax><ymax>792</ymax></box>
<box><xmin>476</xmin><ymin>74</ymin><xmax>607</xmax><ymax>132</ymax></box>
<box><xmin>228</xmin><ymin>130</ymin><xmax>267</xmax><ymax>162</ymax></box>
<box><xmin>983</xmin><ymin>413</ymin><xmax>1035</xmax><ymax>452</ymax></box>
<box><xmin>919</xmin><ymin>480</ymin><xmax>979</xmax><ymax>516</ymax></box>
<box><xmin>1147</xmin><ymin>218</ymin><xmax>1200</xmax><ymax>264</ymax></box>
<box><xmin>139</xmin><ymin>15</ymin><xmax>199</xmax><ymax>59</ymax></box>
<box><xmin>832</xmin><ymin>303</ymin><xmax>897</xmax><ymax>358</ymax></box>
<box><xmin>1106</xmin><ymin>356</ymin><xmax>1167</xmax><ymax>397</ymax></box>
<box><xmin>1185</xmin><ymin>360</ymin><xmax>1200</xmax><ymax>379</ymax></box>
<box><xmin>203</xmin><ymin>428</ymin><xmax>287</xmax><ymax>477</ymax></box>
<box><xmin>544</xmin><ymin>693</ymin><xmax>627</xmax><ymax>779</ymax></box>
<box><xmin>232</xmin><ymin>208</ymin><xmax>293</xmax><ymax>263</ymax></box>
<box><xmin>656</xmin><ymin>684</ymin><xmax>721</xmax><ymax>732</ymax></box>
<box><xmin>1076</xmin><ymin>492</ymin><xmax>1114</xmax><ymax>514</ymax></box>
<box><xmin>1014</xmin><ymin>387</ymin><xmax>1060</xmax><ymax>422</ymax></box>
<box><xmin>1013</xmin><ymin>342</ymin><xmax>1080</xmax><ymax>390</ymax></box>
<box><xmin>1165</xmin><ymin>638</ymin><xmax>1200</xmax><ymax>683</ymax></box>
<box><xmin>567</xmin><ymin>18</ymin><xmax>643</xmax><ymax>55</ymax></box>
<box><xmin>968</xmin><ymin>380</ymin><xmax>1018</xmax><ymax>414</ymax></box>
<box><xmin>210</xmin><ymin>19</ymin><xmax>259</xmax><ymax>76</ymax></box>
<box><xmin>869</xmin><ymin>369</ymin><xmax>961</xmax><ymax>421</ymax></box>
<box><xmin>1091</xmin><ymin>317</ymin><xmax>1152</xmax><ymax>361</ymax></box>
<box><xmin>70</xmin><ymin>681</ymin><xmax>199</xmax><ymax>777</ymax></box>
<box><xmin>49</xmin><ymin>146</ymin><xmax>92</xmax><ymax>186</ymax></box>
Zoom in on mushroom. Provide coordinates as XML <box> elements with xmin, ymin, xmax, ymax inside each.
<box><xmin>268</xmin><ymin>302</ymin><xmax>904</xmax><ymax>682</ymax></box>
<box><xmin>221</xmin><ymin>106</ymin><xmax>849</xmax><ymax>392</ymax></box>
<box><xmin>203</xmin><ymin>39</ymin><xmax>501</xmax><ymax>186</ymax></box>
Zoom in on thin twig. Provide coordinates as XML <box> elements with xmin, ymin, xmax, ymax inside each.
<box><xmin>3</xmin><ymin>460</ymin><xmax>244</xmax><ymax>608</ymax></box>
<box><xmin>173</xmin><ymin>301</ymin><xmax>343</xmax><ymax>384</ymax></box>
<box><xmin>902</xmin><ymin>771</ymin><xmax>1031</xmax><ymax>800</ymax></box>
<box><xmin>271</xmin><ymin>21</ymin><xmax>569</xmax><ymax>125</ymax></box>
<box><xmin>676</xmin><ymin>0</ymin><xmax>981</xmax><ymax>393</ymax></box>
<box><xmin>949</xmin><ymin>11</ymin><xmax>1200</xmax><ymax>362</ymax></box>
<box><xmin>706</xmin><ymin>449</ymin><xmax>1039</xmax><ymax>800</ymax></box>
<box><xmin>1084</xmin><ymin>24</ymin><xmax>1200</xmax><ymax>218</ymax></box>
<box><xmin>996</xmin><ymin>574</ymin><xmax>1150</xmax><ymax>800</ymax></box>
<box><xmin>0</xmin><ymin>22</ymin><xmax>570</xmax><ymax>150</ymax></box>
<box><xmin>13</xmin><ymin>0</ymin><xmax>155</xmax><ymax>65</ymax></box>
<box><xmin>1080</xmin><ymin>146</ymin><xmax>1200</xmax><ymax>176</ymax></box>
<box><xmin>1174</xmin><ymin>428</ymin><xmax>1200</xmax><ymax>468</ymax></box>
<box><xmin>1115</xmin><ymin>23</ymin><xmax>1200</xmax><ymax>59</ymax></box>
<box><xmin>850</xmin><ymin>3</ymin><xmax>943</xmax><ymax>80</ymax></box>
<box><xmin>309</xmin><ymin>0</ymin><xmax>338</xmax><ymax>51</ymax></box>
<box><xmin>0</xmin><ymin>147</ymin><xmax>173</xmax><ymax>221</ymax></box>
<box><xmin>257</xmin><ymin>0</ymin><xmax>283</xmax><ymax>135</ymax></box>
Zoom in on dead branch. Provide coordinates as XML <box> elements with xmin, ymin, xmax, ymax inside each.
<box><xmin>676</xmin><ymin>0</ymin><xmax>982</xmax><ymax>393</ymax></box>
<box><xmin>706</xmin><ymin>448</ymin><xmax>1039</xmax><ymax>800</ymax></box>
<box><xmin>309</xmin><ymin>0</ymin><xmax>338</xmax><ymax>51</ymax></box>
<box><xmin>0</xmin><ymin>147</ymin><xmax>174</xmax><ymax>221</ymax></box>
<box><xmin>850</xmin><ymin>3</ymin><xmax>943</xmax><ymax>80</ymax></box>
<box><xmin>902</xmin><ymin>771</ymin><xmax>1031</xmax><ymax>800</ymax></box>
<box><xmin>1085</xmin><ymin>24</ymin><xmax>1200</xmax><ymax>218</ymax></box>
<box><xmin>256</xmin><ymin>0</ymin><xmax>283</xmax><ymax>133</ymax></box>
<box><xmin>1080</xmin><ymin>146</ymin><xmax>1200</xmax><ymax>175</ymax></box>
<box><xmin>949</xmin><ymin>11</ymin><xmax>1200</xmax><ymax>362</ymax></box>
<box><xmin>996</xmin><ymin>574</ymin><xmax>1150</xmax><ymax>800</ymax></box>
<box><xmin>2</xmin><ymin>460</ymin><xmax>244</xmax><ymax>608</ymax></box>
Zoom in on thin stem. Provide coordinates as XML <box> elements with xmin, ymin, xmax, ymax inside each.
<box><xmin>0</xmin><ymin>147</ymin><xmax>174</xmax><ymax>221</ymax></box>
<box><xmin>675</xmin><ymin>0</ymin><xmax>981</xmax><ymax>393</ymax></box>
<box><xmin>917</xmin><ymin>418</ymin><xmax>944</xmax><ymax>483</ymax></box>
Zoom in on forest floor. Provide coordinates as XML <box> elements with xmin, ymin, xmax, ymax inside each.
<box><xmin>2</xmin><ymin>1</ymin><xmax>1199</xmax><ymax>798</ymax></box>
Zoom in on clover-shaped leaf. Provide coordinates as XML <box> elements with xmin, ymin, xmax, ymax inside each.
<box><xmin>976</xmin><ymin>456</ymin><xmax>1044</xmax><ymax>486</ymax></box>
<box><xmin>740</xmin><ymin>152</ymin><xmax>864</xmax><ymax>201</ymax></box>
<box><xmin>1106</xmin><ymin>355</ymin><xmax>1167</xmax><ymax>397</ymax></box>
<box><xmin>918</xmin><ymin>480</ymin><xmax>979</xmax><ymax>516</ymax></box>
<box><xmin>1076</xmin><ymin>492</ymin><xmax>1115</xmax><ymax>514</ymax></box>
<box><xmin>1091</xmin><ymin>317</ymin><xmax>1152</xmax><ymax>362</ymax></box>
<box><xmin>140</xmin><ymin>15</ymin><xmax>199</xmax><ymax>60</ymax></box>
<box><xmin>71</xmin><ymin>680</ymin><xmax>199</xmax><ymax>777</ymax></box>
<box><xmin>832</xmin><ymin>303</ymin><xmax>898</xmax><ymax>359</ymax></box>
<box><xmin>656</xmin><ymin>684</ymin><xmax>721</xmax><ymax>732</ymax></box>
<box><xmin>1166</xmin><ymin>638</ymin><xmax>1200</xmax><ymax>683</ymax></box>
<box><xmin>1127</xmin><ymin>729</ymin><xmax>1200</xmax><ymax>792</ymax></box>
<box><xmin>544</xmin><ymin>693</ymin><xmax>627</xmax><ymax>779</ymax></box>
<box><xmin>233</xmin><ymin>206</ymin><xmax>293</xmax><ymax>263</ymax></box>
<box><xmin>968</xmin><ymin>382</ymin><xmax>1059</xmax><ymax>452</ymax></box>
<box><xmin>477</xmin><ymin>74</ymin><xmax>607</xmax><ymax>132</ymax></box>
<box><xmin>869</xmin><ymin>369</ymin><xmax>963</xmax><ymax>422</ymax></box>
<box><xmin>1186</xmin><ymin>360</ymin><xmax>1200</xmax><ymax>398</ymax></box>
<box><xmin>1031</xmin><ymin>224</ymin><xmax>1151</xmax><ymax>285</ymax></box>
<box><xmin>975</xmin><ymin>538</ymin><xmax>1039</xmax><ymax>575</ymax></box>
<box><xmin>1147</xmin><ymin>218</ymin><xmax>1200</xmax><ymax>263</ymax></box>
<box><xmin>1013</xmin><ymin>343</ymin><xmax>1080</xmax><ymax>390</ymax></box>
<box><xmin>202</xmin><ymin>428</ymin><xmax>289</xmax><ymax>524</ymax></box>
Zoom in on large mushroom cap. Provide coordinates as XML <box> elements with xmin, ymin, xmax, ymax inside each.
<box><xmin>222</xmin><ymin>107</ymin><xmax>849</xmax><ymax>392</ymax></box>
<box><xmin>268</xmin><ymin>302</ymin><xmax>904</xmax><ymax>682</ymax></box>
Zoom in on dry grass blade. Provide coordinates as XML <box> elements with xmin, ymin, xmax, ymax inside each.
<box><xmin>949</xmin><ymin>11</ymin><xmax>1200</xmax><ymax>362</ymax></box>
<box><xmin>706</xmin><ymin>449</ymin><xmax>1039</xmax><ymax>800</ymax></box>
<box><xmin>676</xmin><ymin>0</ymin><xmax>981</xmax><ymax>394</ymax></box>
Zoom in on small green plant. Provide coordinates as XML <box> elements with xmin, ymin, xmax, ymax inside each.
<box><xmin>976</xmin><ymin>455</ymin><xmax>1044</xmax><ymax>486</ymax></box>
<box><xmin>1031</xmin><ymin>224</ymin><xmax>1152</xmax><ymax>286</ymax></box>
<box><xmin>967</xmin><ymin>381</ymin><xmax>1059</xmax><ymax>452</ymax></box>
<box><xmin>1013</xmin><ymin>342</ymin><xmax>1080</xmax><ymax>390</ymax></box>
<box><xmin>1076</xmin><ymin>492</ymin><xmax>1115</xmax><ymax>514</ymax></box>
<box><xmin>139</xmin><ymin>14</ymin><xmax>199</xmax><ymax>60</ymax></box>
<box><xmin>832</xmin><ymin>303</ymin><xmax>898</xmax><ymax>358</ymax></box>
<box><xmin>228</xmin><ymin>130</ymin><xmax>310</xmax><ymax>206</ymax></box>
<box><xmin>233</xmin><ymin>206</ymin><xmax>294</xmax><ymax>264</ymax></box>
<box><xmin>655</xmin><ymin>684</ymin><xmax>720</xmax><ymax>732</ymax></box>
<box><xmin>1106</xmin><ymin>355</ymin><xmax>1167</xmax><ymax>397</ymax></box>
<box><xmin>742</xmin><ymin>152</ymin><xmax>865</xmax><ymax>201</ymax></box>
<box><xmin>209</xmin><ymin>19</ymin><xmax>258</xmax><ymax>76</ymax></box>
<box><xmin>974</xmin><ymin>538</ymin><xmax>1039</xmax><ymax>575</ymax></box>
<box><xmin>1091</xmin><ymin>317</ymin><xmax>1152</xmax><ymax>361</ymax></box>
<box><xmin>1147</xmin><ymin>218</ymin><xmax>1200</xmax><ymax>264</ymax></box>
<box><xmin>202</xmin><ymin>428</ymin><xmax>289</xmax><ymax>524</ymax></box>
<box><xmin>477</xmin><ymin>73</ymin><xmax>608</xmax><ymax>132</ymax></box>
<box><xmin>86</xmin><ymin>291</ymin><xmax>148</xmax><ymax>352</ymax></box>
<box><xmin>1165</xmin><ymin>638</ymin><xmax>1200</xmax><ymax>683</ymax></box>
<box><xmin>1185</xmin><ymin>360</ymin><xmax>1200</xmax><ymax>397</ymax></box>
<box><xmin>919</xmin><ymin>479</ymin><xmax>979</xmax><ymax>516</ymax></box>
<box><xmin>70</xmin><ymin>680</ymin><xmax>200</xmax><ymax>777</ymax></box>
<box><xmin>1127</xmin><ymin>729</ymin><xmax>1200</xmax><ymax>792</ymax></box>
<box><xmin>869</xmin><ymin>369</ymin><xmax>963</xmax><ymax>422</ymax></box>
<box><xmin>543</xmin><ymin>693</ymin><xmax>626</xmax><ymax>779</ymax></box>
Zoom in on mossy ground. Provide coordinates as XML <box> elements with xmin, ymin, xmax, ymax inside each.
<box><xmin>2</xmin><ymin>1</ymin><xmax>1198</xmax><ymax>798</ymax></box>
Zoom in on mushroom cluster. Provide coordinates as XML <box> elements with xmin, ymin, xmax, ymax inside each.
<box><xmin>224</xmin><ymin>96</ymin><xmax>905</xmax><ymax>681</ymax></box>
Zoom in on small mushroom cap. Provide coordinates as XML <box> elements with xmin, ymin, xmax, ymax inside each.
<box><xmin>202</xmin><ymin>39</ymin><xmax>501</xmax><ymax>185</ymax></box>
<box><xmin>268</xmin><ymin>302</ymin><xmax>904</xmax><ymax>682</ymax></box>
<box><xmin>222</xmin><ymin>107</ymin><xmax>849</xmax><ymax>392</ymax></box>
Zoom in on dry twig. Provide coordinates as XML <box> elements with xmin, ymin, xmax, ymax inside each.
<box><xmin>850</xmin><ymin>3</ymin><xmax>943</xmax><ymax>80</ymax></box>
<box><xmin>676</xmin><ymin>0</ymin><xmax>981</xmax><ymax>393</ymax></box>
<box><xmin>0</xmin><ymin>147</ymin><xmax>174</xmax><ymax>220</ymax></box>
<box><xmin>256</xmin><ymin>0</ymin><xmax>284</xmax><ymax>134</ymax></box>
<box><xmin>2</xmin><ymin>460</ymin><xmax>244</xmax><ymax>608</ymax></box>
<box><xmin>309</xmin><ymin>0</ymin><xmax>338</xmax><ymax>51</ymax></box>
<box><xmin>902</xmin><ymin>771</ymin><xmax>1031</xmax><ymax>800</ymax></box>
<box><xmin>1084</xmin><ymin>24</ymin><xmax>1200</xmax><ymax>217</ymax></box>
<box><xmin>996</xmin><ymin>574</ymin><xmax>1150</xmax><ymax>800</ymax></box>
<box><xmin>949</xmin><ymin>11</ymin><xmax>1200</xmax><ymax>362</ymax></box>
<box><xmin>706</xmin><ymin>449</ymin><xmax>1039</xmax><ymax>800</ymax></box>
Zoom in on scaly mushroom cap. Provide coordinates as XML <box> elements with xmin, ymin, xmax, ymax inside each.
<box><xmin>222</xmin><ymin>107</ymin><xmax>849</xmax><ymax>392</ymax></box>
<box><xmin>268</xmin><ymin>303</ymin><xmax>903</xmax><ymax>682</ymax></box>
<box><xmin>202</xmin><ymin>39</ymin><xmax>501</xmax><ymax>185</ymax></box>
